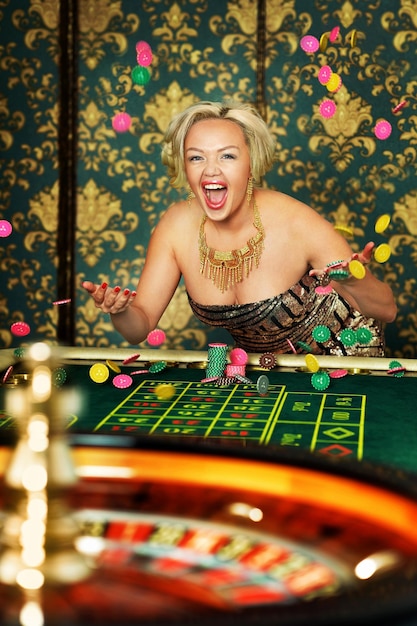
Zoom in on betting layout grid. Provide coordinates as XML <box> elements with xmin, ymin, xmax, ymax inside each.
<box><xmin>88</xmin><ymin>377</ymin><xmax>365</xmax><ymax>460</ymax></box>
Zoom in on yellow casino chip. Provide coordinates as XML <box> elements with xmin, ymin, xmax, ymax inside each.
<box><xmin>374</xmin><ymin>243</ymin><xmax>392</xmax><ymax>263</ymax></box>
<box><xmin>349</xmin><ymin>259</ymin><xmax>366</xmax><ymax>279</ymax></box>
<box><xmin>89</xmin><ymin>363</ymin><xmax>110</xmax><ymax>383</ymax></box>
<box><xmin>305</xmin><ymin>354</ymin><xmax>320</xmax><ymax>373</ymax></box>
<box><xmin>374</xmin><ymin>214</ymin><xmax>391</xmax><ymax>234</ymax></box>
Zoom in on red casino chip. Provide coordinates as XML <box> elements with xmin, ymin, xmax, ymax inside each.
<box><xmin>258</xmin><ymin>352</ymin><xmax>277</xmax><ymax>370</ymax></box>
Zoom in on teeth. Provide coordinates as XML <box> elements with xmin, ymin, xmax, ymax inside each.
<box><xmin>204</xmin><ymin>184</ymin><xmax>224</xmax><ymax>190</ymax></box>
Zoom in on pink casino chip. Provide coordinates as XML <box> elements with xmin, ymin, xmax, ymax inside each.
<box><xmin>329</xmin><ymin>26</ymin><xmax>340</xmax><ymax>43</ymax></box>
<box><xmin>229</xmin><ymin>347</ymin><xmax>249</xmax><ymax>365</ymax></box>
<box><xmin>137</xmin><ymin>48</ymin><xmax>153</xmax><ymax>66</ymax></box>
<box><xmin>318</xmin><ymin>65</ymin><xmax>332</xmax><ymax>85</ymax></box>
<box><xmin>315</xmin><ymin>285</ymin><xmax>333</xmax><ymax>295</ymax></box>
<box><xmin>300</xmin><ymin>35</ymin><xmax>320</xmax><ymax>53</ymax></box>
<box><xmin>10</xmin><ymin>321</ymin><xmax>31</xmax><ymax>337</ymax></box>
<box><xmin>374</xmin><ymin>120</ymin><xmax>392</xmax><ymax>140</ymax></box>
<box><xmin>0</xmin><ymin>220</ymin><xmax>12</xmax><ymax>238</ymax></box>
<box><xmin>112</xmin><ymin>112</ymin><xmax>132</xmax><ymax>133</ymax></box>
<box><xmin>147</xmin><ymin>328</ymin><xmax>166</xmax><ymax>346</ymax></box>
<box><xmin>319</xmin><ymin>99</ymin><xmax>337</xmax><ymax>118</ymax></box>
<box><xmin>135</xmin><ymin>40</ymin><xmax>151</xmax><ymax>54</ymax></box>
<box><xmin>112</xmin><ymin>373</ymin><xmax>133</xmax><ymax>389</ymax></box>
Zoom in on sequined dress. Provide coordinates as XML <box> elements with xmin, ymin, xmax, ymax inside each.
<box><xmin>188</xmin><ymin>272</ymin><xmax>384</xmax><ymax>356</ymax></box>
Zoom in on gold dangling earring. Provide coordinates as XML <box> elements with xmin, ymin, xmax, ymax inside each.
<box><xmin>246</xmin><ymin>177</ymin><xmax>254</xmax><ymax>205</ymax></box>
<box><xmin>186</xmin><ymin>186</ymin><xmax>195</xmax><ymax>207</ymax></box>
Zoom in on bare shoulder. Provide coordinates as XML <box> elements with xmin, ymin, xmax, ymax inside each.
<box><xmin>259</xmin><ymin>189</ymin><xmax>328</xmax><ymax>231</ymax></box>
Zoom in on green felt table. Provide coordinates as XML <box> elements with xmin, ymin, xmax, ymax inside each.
<box><xmin>1</xmin><ymin>347</ymin><xmax>415</xmax><ymax>474</ymax></box>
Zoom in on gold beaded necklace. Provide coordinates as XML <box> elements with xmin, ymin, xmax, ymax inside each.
<box><xmin>198</xmin><ymin>200</ymin><xmax>265</xmax><ymax>293</ymax></box>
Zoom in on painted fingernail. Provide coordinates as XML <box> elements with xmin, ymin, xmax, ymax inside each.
<box><xmin>131</xmin><ymin>291</ymin><xmax>137</xmax><ymax>297</ymax></box>
<box><xmin>124</xmin><ymin>289</ymin><xmax>130</xmax><ymax>296</ymax></box>
<box><xmin>114</xmin><ymin>286</ymin><xmax>121</xmax><ymax>293</ymax></box>
<box><xmin>101</xmin><ymin>282</ymin><xmax>108</xmax><ymax>289</ymax></box>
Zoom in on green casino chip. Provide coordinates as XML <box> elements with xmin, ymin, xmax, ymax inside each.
<box><xmin>311</xmin><ymin>371</ymin><xmax>330</xmax><ymax>391</ymax></box>
<box><xmin>339</xmin><ymin>329</ymin><xmax>357</xmax><ymax>347</ymax></box>
<box><xmin>328</xmin><ymin>269</ymin><xmax>350</xmax><ymax>281</ymax></box>
<box><xmin>149</xmin><ymin>360</ymin><xmax>167</xmax><ymax>374</ymax></box>
<box><xmin>296</xmin><ymin>341</ymin><xmax>313</xmax><ymax>353</ymax></box>
<box><xmin>356</xmin><ymin>328</ymin><xmax>373</xmax><ymax>345</ymax></box>
<box><xmin>52</xmin><ymin>367</ymin><xmax>67</xmax><ymax>387</ymax></box>
<box><xmin>312</xmin><ymin>325</ymin><xmax>331</xmax><ymax>343</ymax></box>
<box><xmin>13</xmin><ymin>347</ymin><xmax>26</xmax><ymax>358</ymax></box>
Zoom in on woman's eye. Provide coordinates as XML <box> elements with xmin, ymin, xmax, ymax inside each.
<box><xmin>222</xmin><ymin>153</ymin><xmax>236</xmax><ymax>160</ymax></box>
<box><xmin>188</xmin><ymin>155</ymin><xmax>202</xmax><ymax>162</ymax></box>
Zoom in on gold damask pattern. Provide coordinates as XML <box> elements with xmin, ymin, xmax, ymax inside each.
<box><xmin>1</xmin><ymin>0</ymin><xmax>417</xmax><ymax>357</ymax></box>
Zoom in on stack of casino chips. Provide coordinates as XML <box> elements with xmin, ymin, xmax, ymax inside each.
<box><xmin>206</xmin><ymin>342</ymin><xmax>228</xmax><ymax>379</ymax></box>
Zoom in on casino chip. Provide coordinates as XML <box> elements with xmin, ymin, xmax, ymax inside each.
<box><xmin>356</xmin><ymin>328</ymin><xmax>373</xmax><ymax>345</ymax></box>
<box><xmin>259</xmin><ymin>352</ymin><xmax>276</xmax><ymax>370</ymax></box>
<box><xmin>312</xmin><ymin>325</ymin><xmax>331</xmax><ymax>343</ymax></box>
<box><xmin>10</xmin><ymin>321</ymin><xmax>31</xmax><ymax>337</ymax></box>
<box><xmin>2</xmin><ymin>365</ymin><xmax>13</xmax><ymax>384</ymax></box>
<box><xmin>328</xmin><ymin>268</ymin><xmax>349</xmax><ymax>281</ymax></box>
<box><xmin>387</xmin><ymin>360</ymin><xmax>406</xmax><ymax>378</ymax></box>
<box><xmin>375</xmin><ymin>214</ymin><xmax>391</xmax><ymax>234</ymax></box>
<box><xmin>256</xmin><ymin>374</ymin><xmax>269</xmax><ymax>395</ymax></box>
<box><xmin>154</xmin><ymin>383</ymin><xmax>176</xmax><ymax>400</ymax></box>
<box><xmin>311</xmin><ymin>371</ymin><xmax>331</xmax><ymax>390</ymax></box>
<box><xmin>147</xmin><ymin>329</ymin><xmax>166</xmax><ymax>346</ymax></box>
<box><xmin>329</xmin><ymin>369</ymin><xmax>348</xmax><ymax>379</ymax></box>
<box><xmin>215</xmin><ymin>376</ymin><xmax>236</xmax><ymax>387</ymax></box>
<box><xmin>305</xmin><ymin>354</ymin><xmax>320</xmax><ymax>373</ymax></box>
<box><xmin>122</xmin><ymin>353</ymin><xmax>140</xmax><ymax>365</ymax></box>
<box><xmin>374</xmin><ymin>243</ymin><xmax>392</xmax><ymax>263</ymax></box>
<box><xmin>89</xmin><ymin>363</ymin><xmax>109</xmax><ymax>383</ymax></box>
<box><xmin>0</xmin><ymin>219</ymin><xmax>12</xmax><ymax>238</ymax></box>
<box><xmin>229</xmin><ymin>347</ymin><xmax>248</xmax><ymax>365</ymax></box>
<box><xmin>149</xmin><ymin>360</ymin><xmax>167</xmax><ymax>374</ymax></box>
<box><xmin>296</xmin><ymin>341</ymin><xmax>313</xmax><ymax>353</ymax></box>
<box><xmin>113</xmin><ymin>374</ymin><xmax>133</xmax><ymax>389</ymax></box>
<box><xmin>52</xmin><ymin>367</ymin><xmax>67</xmax><ymax>387</ymax></box>
<box><xmin>339</xmin><ymin>329</ymin><xmax>357</xmax><ymax>347</ymax></box>
<box><xmin>349</xmin><ymin>259</ymin><xmax>366</xmax><ymax>280</ymax></box>
<box><xmin>106</xmin><ymin>359</ymin><xmax>121</xmax><ymax>373</ymax></box>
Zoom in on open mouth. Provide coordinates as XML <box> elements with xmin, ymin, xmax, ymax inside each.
<box><xmin>203</xmin><ymin>183</ymin><xmax>227</xmax><ymax>207</ymax></box>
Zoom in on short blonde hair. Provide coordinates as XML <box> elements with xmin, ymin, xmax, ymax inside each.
<box><xmin>161</xmin><ymin>101</ymin><xmax>277</xmax><ymax>189</ymax></box>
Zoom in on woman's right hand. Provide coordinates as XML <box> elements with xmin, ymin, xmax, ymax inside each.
<box><xmin>82</xmin><ymin>281</ymin><xmax>137</xmax><ymax>315</ymax></box>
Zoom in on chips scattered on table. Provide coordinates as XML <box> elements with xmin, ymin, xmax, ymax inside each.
<box><xmin>256</xmin><ymin>374</ymin><xmax>270</xmax><ymax>395</ymax></box>
<box><xmin>329</xmin><ymin>369</ymin><xmax>348</xmax><ymax>379</ymax></box>
<box><xmin>89</xmin><ymin>363</ymin><xmax>109</xmax><ymax>383</ymax></box>
<box><xmin>149</xmin><ymin>361</ymin><xmax>167</xmax><ymax>374</ymax></box>
<box><xmin>154</xmin><ymin>383</ymin><xmax>176</xmax><ymax>400</ymax></box>
<box><xmin>113</xmin><ymin>373</ymin><xmax>133</xmax><ymax>389</ymax></box>
<box><xmin>311</xmin><ymin>371</ymin><xmax>330</xmax><ymax>390</ymax></box>
<box><xmin>387</xmin><ymin>360</ymin><xmax>406</xmax><ymax>377</ymax></box>
<box><xmin>106</xmin><ymin>359</ymin><xmax>121</xmax><ymax>374</ymax></box>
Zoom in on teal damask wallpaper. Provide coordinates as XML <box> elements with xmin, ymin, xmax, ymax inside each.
<box><xmin>1</xmin><ymin>0</ymin><xmax>417</xmax><ymax>357</ymax></box>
